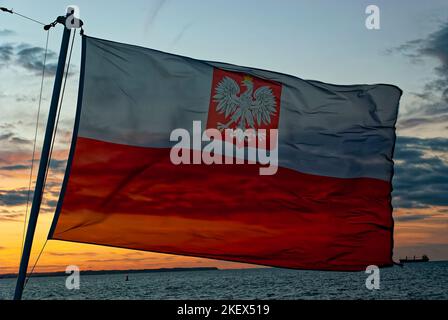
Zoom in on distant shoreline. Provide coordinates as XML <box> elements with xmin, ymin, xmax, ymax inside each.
<box><xmin>0</xmin><ymin>267</ymin><xmax>219</xmax><ymax>279</ymax></box>
<box><xmin>1</xmin><ymin>260</ymin><xmax>447</xmax><ymax>279</ymax></box>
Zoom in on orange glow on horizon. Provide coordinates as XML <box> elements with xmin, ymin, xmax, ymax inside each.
<box><xmin>1</xmin><ymin>151</ymin><xmax>447</xmax><ymax>275</ymax></box>
<box><xmin>0</xmin><ymin>204</ymin><xmax>446</xmax><ymax>274</ymax></box>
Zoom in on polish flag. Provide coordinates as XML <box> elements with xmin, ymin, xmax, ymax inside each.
<box><xmin>49</xmin><ymin>36</ymin><xmax>402</xmax><ymax>271</ymax></box>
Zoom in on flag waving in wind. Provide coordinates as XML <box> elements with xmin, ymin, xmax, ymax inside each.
<box><xmin>49</xmin><ymin>35</ymin><xmax>401</xmax><ymax>271</ymax></box>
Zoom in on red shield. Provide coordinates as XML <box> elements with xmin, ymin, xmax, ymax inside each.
<box><xmin>207</xmin><ymin>68</ymin><xmax>282</xmax><ymax>150</ymax></box>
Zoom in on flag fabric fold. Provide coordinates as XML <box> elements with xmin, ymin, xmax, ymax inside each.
<box><xmin>49</xmin><ymin>35</ymin><xmax>401</xmax><ymax>271</ymax></box>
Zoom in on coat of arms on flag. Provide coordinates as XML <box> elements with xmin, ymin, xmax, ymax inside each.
<box><xmin>207</xmin><ymin>69</ymin><xmax>282</xmax><ymax>149</ymax></box>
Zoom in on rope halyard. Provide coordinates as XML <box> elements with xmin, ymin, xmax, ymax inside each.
<box><xmin>20</xmin><ymin>31</ymin><xmax>51</xmax><ymax>259</ymax></box>
<box><xmin>43</xmin><ymin>30</ymin><xmax>76</xmax><ymax>191</ymax></box>
<box><xmin>0</xmin><ymin>7</ymin><xmax>46</xmax><ymax>26</ymax></box>
<box><xmin>24</xmin><ymin>239</ymin><xmax>48</xmax><ymax>289</ymax></box>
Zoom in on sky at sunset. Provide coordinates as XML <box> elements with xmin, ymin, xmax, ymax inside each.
<box><xmin>1</xmin><ymin>0</ymin><xmax>447</xmax><ymax>275</ymax></box>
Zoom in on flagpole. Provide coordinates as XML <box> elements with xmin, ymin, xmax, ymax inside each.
<box><xmin>14</xmin><ymin>16</ymin><xmax>72</xmax><ymax>300</ymax></box>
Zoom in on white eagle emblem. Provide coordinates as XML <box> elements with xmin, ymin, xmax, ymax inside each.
<box><xmin>213</xmin><ymin>75</ymin><xmax>277</xmax><ymax>132</ymax></box>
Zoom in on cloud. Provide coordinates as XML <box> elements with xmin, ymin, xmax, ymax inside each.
<box><xmin>0</xmin><ymin>209</ymin><xmax>23</xmax><ymax>221</ymax></box>
<box><xmin>0</xmin><ymin>131</ymin><xmax>32</xmax><ymax>146</ymax></box>
<box><xmin>48</xmin><ymin>252</ymin><xmax>98</xmax><ymax>257</ymax></box>
<box><xmin>0</xmin><ymin>42</ymin><xmax>58</xmax><ymax>75</ymax></box>
<box><xmin>394</xmin><ymin>213</ymin><xmax>433</xmax><ymax>222</ymax></box>
<box><xmin>15</xmin><ymin>94</ymin><xmax>38</xmax><ymax>103</ymax></box>
<box><xmin>10</xmin><ymin>137</ymin><xmax>32</xmax><ymax>145</ymax></box>
<box><xmin>0</xmin><ymin>29</ymin><xmax>16</xmax><ymax>36</ymax></box>
<box><xmin>386</xmin><ymin>39</ymin><xmax>425</xmax><ymax>64</ymax></box>
<box><xmin>0</xmin><ymin>164</ymin><xmax>30</xmax><ymax>171</ymax></box>
<box><xmin>397</xmin><ymin>114</ymin><xmax>448</xmax><ymax>129</ymax></box>
<box><xmin>390</xmin><ymin>22</ymin><xmax>448</xmax><ymax>128</ymax></box>
<box><xmin>396</xmin><ymin>22</ymin><xmax>448</xmax><ymax>95</ymax></box>
<box><xmin>0</xmin><ymin>122</ymin><xmax>19</xmax><ymax>131</ymax></box>
<box><xmin>421</xmin><ymin>23</ymin><xmax>448</xmax><ymax>90</ymax></box>
<box><xmin>85</xmin><ymin>257</ymin><xmax>150</xmax><ymax>264</ymax></box>
<box><xmin>392</xmin><ymin>136</ymin><xmax>448</xmax><ymax>208</ymax></box>
<box><xmin>16</xmin><ymin>45</ymin><xmax>58</xmax><ymax>75</ymax></box>
<box><xmin>0</xmin><ymin>44</ymin><xmax>13</xmax><ymax>62</ymax></box>
<box><xmin>49</xmin><ymin>159</ymin><xmax>67</xmax><ymax>172</ymax></box>
<box><xmin>44</xmin><ymin>199</ymin><xmax>58</xmax><ymax>208</ymax></box>
<box><xmin>0</xmin><ymin>189</ymin><xmax>30</xmax><ymax>206</ymax></box>
<box><xmin>0</xmin><ymin>133</ymin><xmax>14</xmax><ymax>141</ymax></box>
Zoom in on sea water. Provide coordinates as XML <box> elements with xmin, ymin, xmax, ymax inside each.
<box><xmin>0</xmin><ymin>261</ymin><xmax>446</xmax><ymax>300</ymax></box>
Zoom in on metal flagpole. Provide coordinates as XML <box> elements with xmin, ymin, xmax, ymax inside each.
<box><xmin>14</xmin><ymin>15</ymin><xmax>72</xmax><ymax>300</ymax></box>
